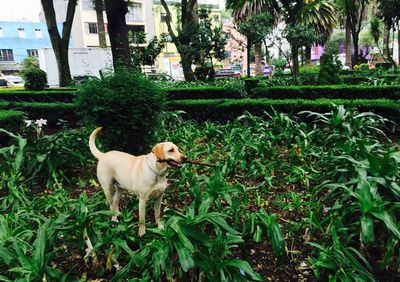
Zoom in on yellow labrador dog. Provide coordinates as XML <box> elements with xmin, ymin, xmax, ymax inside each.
<box><xmin>89</xmin><ymin>127</ymin><xmax>187</xmax><ymax>236</ymax></box>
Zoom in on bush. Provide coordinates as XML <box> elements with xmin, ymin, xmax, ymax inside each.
<box><xmin>168</xmin><ymin>98</ymin><xmax>400</xmax><ymax>122</ymax></box>
<box><xmin>0</xmin><ymin>90</ymin><xmax>76</xmax><ymax>102</ymax></box>
<box><xmin>0</xmin><ymin>102</ymin><xmax>76</xmax><ymax>126</ymax></box>
<box><xmin>166</xmin><ymin>86</ymin><xmax>244</xmax><ymax>100</ymax></box>
<box><xmin>23</xmin><ymin>68</ymin><xmax>48</xmax><ymax>91</ymax></box>
<box><xmin>0</xmin><ymin>110</ymin><xmax>25</xmax><ymax>144</ymax></box>
<box><xmin>75</xmin><ymin>71</ymin><xmax>166</xmax><ymax>154</ymax></box>
<box><xmin>319</xmin><ymin>53</ymin><xmax>341</xmax><ymax>85</ymax></box>
<box><xmin>251</xmin><ymin>85</ymin><xmax>400</xmax><ymax>100</ymax></box>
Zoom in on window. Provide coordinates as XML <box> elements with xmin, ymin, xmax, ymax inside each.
<box><xmin>18</xmin><ymin>27</ymin><xmax>25</xmax><ymax>38</ymax></box>
<box><xmin>126</xmin><ymin>3</ymin><xmax>143</xmax><ymax>22</ymax></box>
<box><xmin>27</xmin><ymin>49</ymin><xmax>38</xmax><ymax>57</ymax></box>
<box><xmin>161</xmin><ymin>13</ymin><xmax>167</xmax><ymax>22</ymax></box>
<box><xmin>213</xmin><ymin>15</ymin><xmax>220</xmax><ymax>22</ymax></box>
<box><xmin>88</xmin><ymin>22</ymin><xmax>98</xmax><ymax>34</ymax></box>
<box><xmin>0</xmin><ymin>28</ymin><xmax>3</xmax><ymax>37</ymax></box>
<box><xmin>0</xmin><ymin>49</ymin><xmax>14</xmax><ymax>62</ymax></box>
<box><xmin>35</xmin><ymin>28</ymin><xmax>43</xmax><ymax>38</ymax></box>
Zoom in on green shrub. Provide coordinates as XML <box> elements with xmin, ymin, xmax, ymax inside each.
<box><xmin>75</xmin><ymin>70</ymin><xmax>166</xmax><ymax>154</ymax></box>
<box><xmin>23</xmin><ymin>68</ymin><xmax>48</xmax><ymax>91</ymax></box>
<box><xmin>0</xmin><ymin>102</ymin><xmax>76</xmax><ymax>126</ymax></box>
<box><xmin>251</xmin><ymin>85</ymin><xmax>400</xmax><ymax>100</ymax></box>
<box><xmin>319</xmin><ymin>53</ymin><xmax>341</xmax><ymax>85</ymax></box>
<box><xmin>0</xmin><ymin>90</ymin><xmax>76</xmax><ymax>102</ymax></box>
<box><xmin>0</xmin><ymin>110</ymin><xmax>24</xmax><ymax>129</ymax></box>
<box><xmin>358</xmin><ymin>63</ymin><xmax>369</xmax><ymax>71</ymax></box>
<box><xmin>166</xmin><ymin>86</ymin><xmax>244</xmax><ymax>100</ymax></box>
<box><xmin>168</xmin><ymin>98</ymin><xmax>400</xmax><ymax>122</ymax></box>
<box><xmin>0</xmin><ymin>110</ymin><xmax>25</xmax><ymax>144</ymax></box>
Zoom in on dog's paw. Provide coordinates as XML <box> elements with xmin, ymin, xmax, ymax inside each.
<box><xmin>158</xmin><ymin>222</ymin><xmax>164</xmax><ymax>230</ymax></box>
<box><xmin>111</xmin><ymin>215</ymin><xmax>118</xmax><ymax>222</ymax></box>
<box><xmin>138</xmin><ymin>225</ymin><xmax>146</xmax><ymax>237</ymax></box>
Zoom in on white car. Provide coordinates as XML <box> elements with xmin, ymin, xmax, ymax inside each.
<box><xmin>4</xmin><ymin>75</ymin><xmax>24</xmax><ymax>85</ymax></box>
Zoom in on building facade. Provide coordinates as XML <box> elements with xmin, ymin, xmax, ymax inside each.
<box><xmin>0</xmin><ymin>21</ymin><xmax>55</xmax><ymax>73</ymax></box>
<box><xmin>153</xmin><ymin>0</ymin><xmax>223</xmax><ymax>78</ymax></box>
<box><xmin>42</xmin><ymin>0</ymin><xmax>155</xmax><ymax>48</ymax></box>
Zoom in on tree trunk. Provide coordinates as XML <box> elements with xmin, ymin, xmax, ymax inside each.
<box><xmin>254</xmin><ymin>42</ymin><xmax>263</xmax><ymax>76</ymax></box>
<box><xmin>383</xmin><ymin>23</ymin><xmax>389</xmax><ymax>56</ymax></box>
<box><xmin>94</xmin><ymin>0</ymin><xmax>107</xmax><ymax>48</ymax></box>
<box><xmin>104</xmin><ymin>0</ymin><xmax>131</xmax><ymax>71</ymax></box>
<box><xmin>41</xmin><ymin>0</ymin><xmax>76</xmax><ymax>86</ymax></box>
<box><xmin>247</xmin><ymin>39</ymin><xmax>251</xmax><ymax>77</ymax></box>
<box><xmin>305</xmin><ymin>45</ymin><xmax>311</xmax><ymax>65</ymax></box>
<box><xmin>291</xmin><ymin>43</ymin><xmax>299</xmax><ymax>82</ymax></box>
<box><xmin>352</xmin><ymin>30</ymin><xmax>360</xmax><ymax>67</ymax></box>
<box><xmin>384</xmin><ymin>22</ymin><xmax>396</xmax><ymax>66</ymax></box>
<box><xmin>398</xmin><ymin>21</ymin><xmax>400</xmax><ymax>66</ymax></box>
<box><xmin>345</xmin><ymin>19</ymin><xmax>352</xmax><ymax>68</ymax></box>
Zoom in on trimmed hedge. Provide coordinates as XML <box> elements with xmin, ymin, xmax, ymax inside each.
<box><xmin>0</xmin><ymin>102</ymin><xmax>76</xmax><ymax>126</ymax></box>
<box><xmin>0</xmin><ymin>110</ymin><xmax>25</xmax><ymax>129</ymax></box>
<box><xmin>0</xmin><ymin>90</ymin><xmax>76</xmax><ymax>103</ymax></box>
<box><xmin>165</xmin><ymin>86</ymin><xmax>244</xmax><ymax>100</ymax></box>
<box><xmin>168</xmin><ymin>98</ymin><xmax>400</xmax><ymax>122</ymax></box>
<box><xmin>252</xmin><ymin>85</ymin><xmax>400</xmax><ymax>100</ymax></box>
<box><xmin>339</xmin><ymin>74</ymin><xmax>400</xmax><ymax>85</ymax></box>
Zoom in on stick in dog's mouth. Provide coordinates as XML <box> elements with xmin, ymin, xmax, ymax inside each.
<box><xmin>166</xmin><ymin>159</ymin><xmax>182</xmax><ymax>167</ymax></box>
<box><xmin>158</xmin><ymin>159</ymin><xmax>217</xmax><ymax>167</ymax></box>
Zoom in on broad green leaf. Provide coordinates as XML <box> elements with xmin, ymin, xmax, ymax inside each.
<box><xmin>371</xmin><ymin>211</ymin><xmax>400</xmax><ymax>240</ymax></box>
<box><xmin>360</xmin><ymin>215</ymin><xmax>375</xmax><ymax>244</ymax></box>
<box><xmin>173</xmin><ymin>241</ymin><xmax>194</xmax><ymax>272</ymax></box>
<box><xmin>223</xmin><ymin>259</ymin><xmax>263</xmax><ymax>281</ymax></box>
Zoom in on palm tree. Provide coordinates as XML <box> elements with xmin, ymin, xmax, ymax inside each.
<box><xmin>226</xmin><ymin>0</ymin><xmax>280</xmax><ymax>76</ymax></box>
<box><xmin>301</xmin><ymin>0</ymin><xmax>338</xmax><ymax>64</ymax></box>
<box><xmin>336</xmin><ymin>0</ymin><xmax>370</xmax><ymax>67</ymax></box>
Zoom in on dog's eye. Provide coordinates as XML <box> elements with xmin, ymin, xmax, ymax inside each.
<box><xmin>168</xmin><ymin>148</ymin><xmax>174</xmax><ymax>152</ymax></box>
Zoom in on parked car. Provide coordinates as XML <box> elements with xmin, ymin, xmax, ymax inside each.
<box><xmin>214</xmin><ymin>69</ymin><xmax>241</xmax><ymax>79</ymax></box>
<box><xmin>146</xmin><ymin>73</ymin><xmax>175</xmax><ymax>81</ymax></box>
<box><xmin>0</xmin><ymin>78</ymin><xmax>16</xmax><ymax>88</ymax></box>
<box><xmin>73</xmin><ymin>75</ymin><xmax>100</xmax><ymax>84</ymax></box>
<box><xmin>4</xmin><ymin>75</ymin><xmax>23</xmax><ymax>86</ymax></box>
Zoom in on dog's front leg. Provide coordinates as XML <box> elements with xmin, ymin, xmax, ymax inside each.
<box><xmin>154</xmin><ymin>194</ymin><xmax>164</xmax><ymax>230</ymax></box>
<box><xmin>138</xmin><ymin>197</ymin><xmax>147</xmax><ymax>236</ymax></box>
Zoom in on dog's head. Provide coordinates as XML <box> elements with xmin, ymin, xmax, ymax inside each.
<box><xmin>152</xmin><ymin>142</ymin><xmax>187</xmax><ymax>168</ymax></box>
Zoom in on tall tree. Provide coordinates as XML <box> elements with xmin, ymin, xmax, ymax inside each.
<box><xmin>159</xmin><ymin>0</ymin><xmax>199</xmax><ymax>81</ymax></box>
<box><xmin>301</xmin><ymin>0</ymin><xmax>338</xmax><ymax>64</ymax></box>
<box><xmin>104</xmin><ymin>0</ymin><xmax>132</xmax><ymax>70</ymax></box>
<box><xmin>237</xmin><ymin>14</ymin><xmax>274</xmax><ymax>77</ymax></box>
<box><xmin>376</xmin><ymin>0</ymin><xmax>399</xmax><ymax>66</ymax></box>
<box><xmin>226</xmin><ymin>0</ymin><xmax>280</xmax><ymax>76</ymax></box>
<box><xmin>93</xmin><ymin>0</ymin><xmax>107</xmax><ymax>47</ymax></box>
<box><xmin>41</xmin><ymin>0</ymin><xmax>77</xmax><ymax>86</ymax></box>
<box><xmin>337</xmin><ymin>0</ymin><xmax>370</xmax><ymax>67</ymax></box>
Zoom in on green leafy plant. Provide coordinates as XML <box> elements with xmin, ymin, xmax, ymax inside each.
<box><xmin>22</xmin><ymin>68</ymin><xmax>48</xmax><ymax>91</ymax></box>
<box><xmin>75</xmin><ymin>70</ymin><xmax>166</xmax><ymax>154</ymax></box>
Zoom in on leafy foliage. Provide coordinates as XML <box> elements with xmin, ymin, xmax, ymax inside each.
<box><xmin>22</xmin><ymin>68</ymin><xmax>48</xmax><ymax>91</ymax></box>
<box><xmin>74</xmin><ymin>70</ymin><xmax>165</xmax><ymax>154</ymax></box>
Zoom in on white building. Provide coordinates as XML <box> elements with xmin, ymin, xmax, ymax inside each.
<box><xmin>39</xmin><ymin>0</ymin><xmax>155</xmax><ymax>48</ymax></box>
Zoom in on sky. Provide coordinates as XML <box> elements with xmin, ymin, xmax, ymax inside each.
<box><xmin>0</xmin><ymin>0</ymin><xmax>41</xmax><ymax>22</ymax></box>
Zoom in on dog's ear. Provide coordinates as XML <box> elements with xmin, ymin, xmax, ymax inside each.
<box><xmin>152</xmin><ymin>143</ymin><xmax>164</xmax><ymax>160</ymax></box>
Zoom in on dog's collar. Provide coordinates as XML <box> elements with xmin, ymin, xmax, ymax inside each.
<box><xmin>147</xmin><ymin>158</ymin><xmax>168</xmax><ymax>177</ymax></box>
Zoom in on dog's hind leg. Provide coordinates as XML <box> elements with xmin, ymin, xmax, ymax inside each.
<box><xmin>112</xmin><ymin>183</ymin><xmax>122</xmax><ymax>218</ymax></box>
<box><xmin>98</xmin><ymin>175</ymin><xmax>117</xmax><ymax>220</ymax></box>
<box><xmin>154</xmin><ymin>194</ymin><xmax>164</xmax><ymax>229</ymax></box>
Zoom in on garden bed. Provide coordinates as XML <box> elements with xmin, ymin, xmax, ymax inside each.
<box><xmin>0</xmin><ymin>107</ymin><xmax>399</xmax><ymax>281</ymax></box>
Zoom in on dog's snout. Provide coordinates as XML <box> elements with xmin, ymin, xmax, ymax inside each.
<box><xmin>181</xmin><ymin>155</ymin><xmax>188</xmax><ymax>161</ymax></box>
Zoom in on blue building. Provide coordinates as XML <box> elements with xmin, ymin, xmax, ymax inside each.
<box><xmin>0</xmin><ymin>21</ymin><xmax>68</xmax><ymax>73</ymax></box>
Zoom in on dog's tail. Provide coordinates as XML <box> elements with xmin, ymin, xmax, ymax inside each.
<box><xmin>89</xmin><ymin>127</ymin><xmax>103</xmax><ymax>159</ymax></box>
